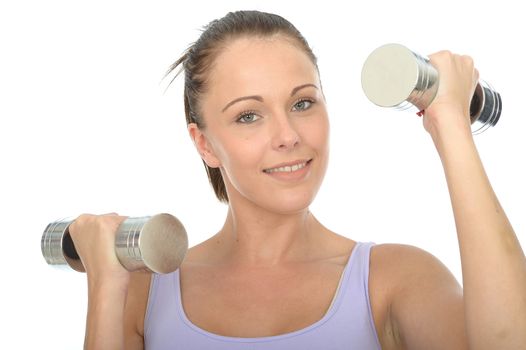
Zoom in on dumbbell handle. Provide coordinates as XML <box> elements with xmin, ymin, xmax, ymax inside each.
<box><xmin>41</xmin><ymin>213</ymin><xmax>188</xmax><ymax>274</ymax></box>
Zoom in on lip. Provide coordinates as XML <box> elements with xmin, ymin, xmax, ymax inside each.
<box><xmin>263</xmin><ymin>158</ymin><xmax>312</xmax><ymax>172</ymax></box>
<box><xmin>262</xmin><ymin>159</ymin><xmax>313</xmax><ymax>182</ymax></box>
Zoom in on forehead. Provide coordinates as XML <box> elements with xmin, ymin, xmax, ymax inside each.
<box><xmin>206</xmin><ymin>36</ymin><xmax>319</xmax><ymax>99</ymax></box>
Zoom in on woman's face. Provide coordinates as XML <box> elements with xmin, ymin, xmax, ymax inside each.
<box><xmin>191</xmin><ymin>35</ymin><xmax>330</xmax><ymax>214</ymax></box>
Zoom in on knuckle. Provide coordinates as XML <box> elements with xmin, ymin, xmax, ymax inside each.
<box><xmin>437</xmin><ymin>49</ymin><xmax>452</xmax><ymax>57</ymax></box>
<box><xmin>76</xmin><ymin>213</ymin><xmax>95</xmax><ymax>223</ymax></box>
<box><xmin>95</xmin><ymin>216</ymin><xmax>112</xmax><ymax>231</ymax></box>
<box><xmin>69</xmin><ymin>213</ymin><xmax>124</xmax><ymax>235</ymax></box>
<box><xmin>69</xmin><ymin>213</ymin><xmax>117</xmax><ymax>236</ymax></box>
<box><xmin>68</xmin><ymin>213</ymin><xmax>89</xmax><ymax>235</ymax></box>
<box><xmin>97</xmin><ymin>214</ymin><xmax>124</xmax><ymax>233</ymax></box>
<box><xmin>429</xmin><ymin>50</ymin><xmax>454</xmax><ymax>65</ymax></box>
<box><xmin>462</xmin><ymin>54</ymin><xmax>474</xmax><ymax>65</ymax></box>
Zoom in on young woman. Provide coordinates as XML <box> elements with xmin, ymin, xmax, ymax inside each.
<box><xmin>68</xmin><ymin>10</ymin><xmax>526</xmax><ymax>350</ymax></box>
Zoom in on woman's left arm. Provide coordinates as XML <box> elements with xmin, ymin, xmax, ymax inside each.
<box><xmin>424</xmin><ymin>51</ymin><xmax>526</xmax><ymax>349</ymax></box>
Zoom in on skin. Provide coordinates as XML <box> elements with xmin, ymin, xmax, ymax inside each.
<box><xmin>69</xmin><ymin>34</ymin><xmax>526</xmax><ymax>350</ymax></box>
<box><xmin>189</xmin><ymin>35</ymin><xmax>331</xmax><ymax>267</ymax></box>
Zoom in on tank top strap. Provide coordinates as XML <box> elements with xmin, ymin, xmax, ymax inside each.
<box><xmin>333</xmin><ymin>241</ymin><xmax>381</xmax><ymax>349</ymax></box>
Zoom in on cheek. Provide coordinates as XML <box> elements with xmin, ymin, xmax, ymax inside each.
<box><xmin>219</xmin><ymin>134</ymin><xmax>266</xmax><ymax>176</ymax></box>
<box><xmin>304</xmin><ymin>114</ymin><xmax>330</xmax><ymax>151</ymax></box>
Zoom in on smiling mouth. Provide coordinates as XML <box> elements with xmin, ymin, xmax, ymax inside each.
<box><xmin>263</xmin><ymin>159</ymin><xmax>313</xmax><ymax>173</ymax></box>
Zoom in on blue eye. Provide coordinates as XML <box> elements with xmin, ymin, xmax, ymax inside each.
<box><xmin>236</xmin><ymin>111</ymin><xmax>260</xmax><ymax>124</ymax></box>
<box><xmin>236</xmin><ymin>99</ymin><xmax>314</xmax><ymax>124</ymax></box>
<box><xmin>292</xmin><ymin>99</ymin><xmax>314</xmax><ymax>111</ymax></box>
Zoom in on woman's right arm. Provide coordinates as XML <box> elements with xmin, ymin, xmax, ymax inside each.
<box><xmin>123</xmin><ymin>271</ymin><xmax>152</xmax><ymax>349</ymax></box>
<box><xmin>69</xmin><ymin>213</ymin><xmax>146</xmax><ymax>350</ymax></box>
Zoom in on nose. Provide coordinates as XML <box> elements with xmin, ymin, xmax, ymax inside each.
<box><xmin>271</xmin><ymin>113</ymin><xmax>300</xmax><ymax>151</ymax></box>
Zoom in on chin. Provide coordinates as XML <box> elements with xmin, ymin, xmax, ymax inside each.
<box><xmin>224</xmin><ymin>169</ymin><xmax>324</xmax><ymax>214</ymax></box>
<box><xmin>259</xmin><ymin>190</ymin><xmax>316</xmax><ymax>215</ymax></box>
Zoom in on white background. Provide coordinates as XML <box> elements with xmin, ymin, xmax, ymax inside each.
<box><xmin>1</xmin><ymin>0</ymin><xmax>524</xmax><ymax>348</ymax></box>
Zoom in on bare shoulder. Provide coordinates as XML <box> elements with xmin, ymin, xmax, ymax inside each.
<box><xmin>369</xmin><ymin>243</ymin><xmax>464</xmax><ymax>311</ymax></box>
<box><xmin>370</xmin><ymin>243</ymin><xmax>456</xmax><ymax>277</ymax></box>
<box><xmin>123</xmin><ymin>271</ymin><xmax>152</xmax><ymax>349</ymax></box>
<box><xmin>370</xmin><ymin>243</ymin><xmax>468</xmax><ymax>350</ymax></box>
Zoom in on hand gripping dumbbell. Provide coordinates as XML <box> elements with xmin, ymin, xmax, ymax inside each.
<box><xmin>361</xmin><ymin>43</ymin><xmax>502</xmax><ymax>135</ymax></box>
<box><xmin>41</xmin><ymin>213</ymin><xmax>188</xmax><ymax>274</ymax></box>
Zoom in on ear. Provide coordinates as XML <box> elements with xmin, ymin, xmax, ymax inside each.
<box><xmin>187</xmin><ymin>123</ymin><xmax>221</xmax><ymax>168</ymax></box>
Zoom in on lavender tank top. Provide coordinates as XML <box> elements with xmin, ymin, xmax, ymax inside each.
<box><xmin>144</xmin><ymin>241</ymin><xmax>381</xmax><ymax>349</ymax></box>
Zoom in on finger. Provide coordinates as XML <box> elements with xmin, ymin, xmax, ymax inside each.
<box><xmin>461</xmin><ymin>54</ymin><xmax>474</xmax><ymax>65</ymax></box>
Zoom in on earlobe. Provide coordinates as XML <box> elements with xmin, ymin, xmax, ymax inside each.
<box><xmin>187</xmin><ymin>123</ymin><xmax>221</xmax><ymax>168</ymax></box>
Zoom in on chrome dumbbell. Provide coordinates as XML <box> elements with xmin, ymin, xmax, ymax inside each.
<box><xmin>361</xmin><ymin>43</ymin><xmax>502</xmax><ymax>135</ymax></box>
<box><xmin>41</xmin><ymin>213</ymin><xmax>188</xmax><ymax>274</ymax></box>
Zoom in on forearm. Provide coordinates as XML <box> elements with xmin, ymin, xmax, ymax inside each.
<box><xmin>84</xmin><ymin>280</ymin><xmax>128</xmax><ymax>350</ymax></box>
<box><xmin>431</xmin><ymin>122</ymin><xmax>526</xmax><ymax>349</ymax></box>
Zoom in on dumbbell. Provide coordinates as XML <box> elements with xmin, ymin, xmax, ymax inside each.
<box><xmin>41</xmin><ymin>213</ymin><xmax>188</xmax><ymax>274</ymax></box>
<box><xmin>361</xmin><ymin>43</ymin><xmax>502</xmax><ymax>135</ymax></box>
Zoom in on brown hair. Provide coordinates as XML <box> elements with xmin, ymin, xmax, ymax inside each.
<box><xmin>165</xmin><ymin>10</ymin><xmax>319</xmax><ymax>203</ymax></box>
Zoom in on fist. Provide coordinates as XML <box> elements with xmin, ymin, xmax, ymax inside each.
<box><xmin>423</xmin><ymin>50</ymin><xmax>480</xmax><ymax>136</ymax></box>
<box><xmin>68</xmin><ymin>213</ymin><xmax>129</xmax><ymax>282</ymax></box>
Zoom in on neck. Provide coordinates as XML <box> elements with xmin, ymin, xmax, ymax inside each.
<box><xmin>213</xmin><ymin>202</ymin><xmax>324</xmax><ymax>268</ymax></box>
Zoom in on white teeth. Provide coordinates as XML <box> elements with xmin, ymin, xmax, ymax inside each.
<box><xmin>265</xmin><ymin>162</ymin><xmax>308</xmax><ymax>173</ymax></box>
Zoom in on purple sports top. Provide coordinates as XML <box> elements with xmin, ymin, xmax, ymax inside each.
<box><xmin>144</xmin><ymin>241</ymin><xmax>381</xmax><ymax>349</ymax></box>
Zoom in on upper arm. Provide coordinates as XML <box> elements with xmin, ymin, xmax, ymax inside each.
<box><xmin>380</xmin><ymin>244</ymin><xmax>469</xmax><ymax>350</ymax></box>
<box><xmin>124</xmin><ymin>271</ymin><xmax>152</xmax><ymax>350</ymax></box>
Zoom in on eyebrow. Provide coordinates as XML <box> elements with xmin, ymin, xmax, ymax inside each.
<box><xmin>221</xmin><ymin>83</ymin><xmax>318</xmax><ymax>113</ymax></box>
